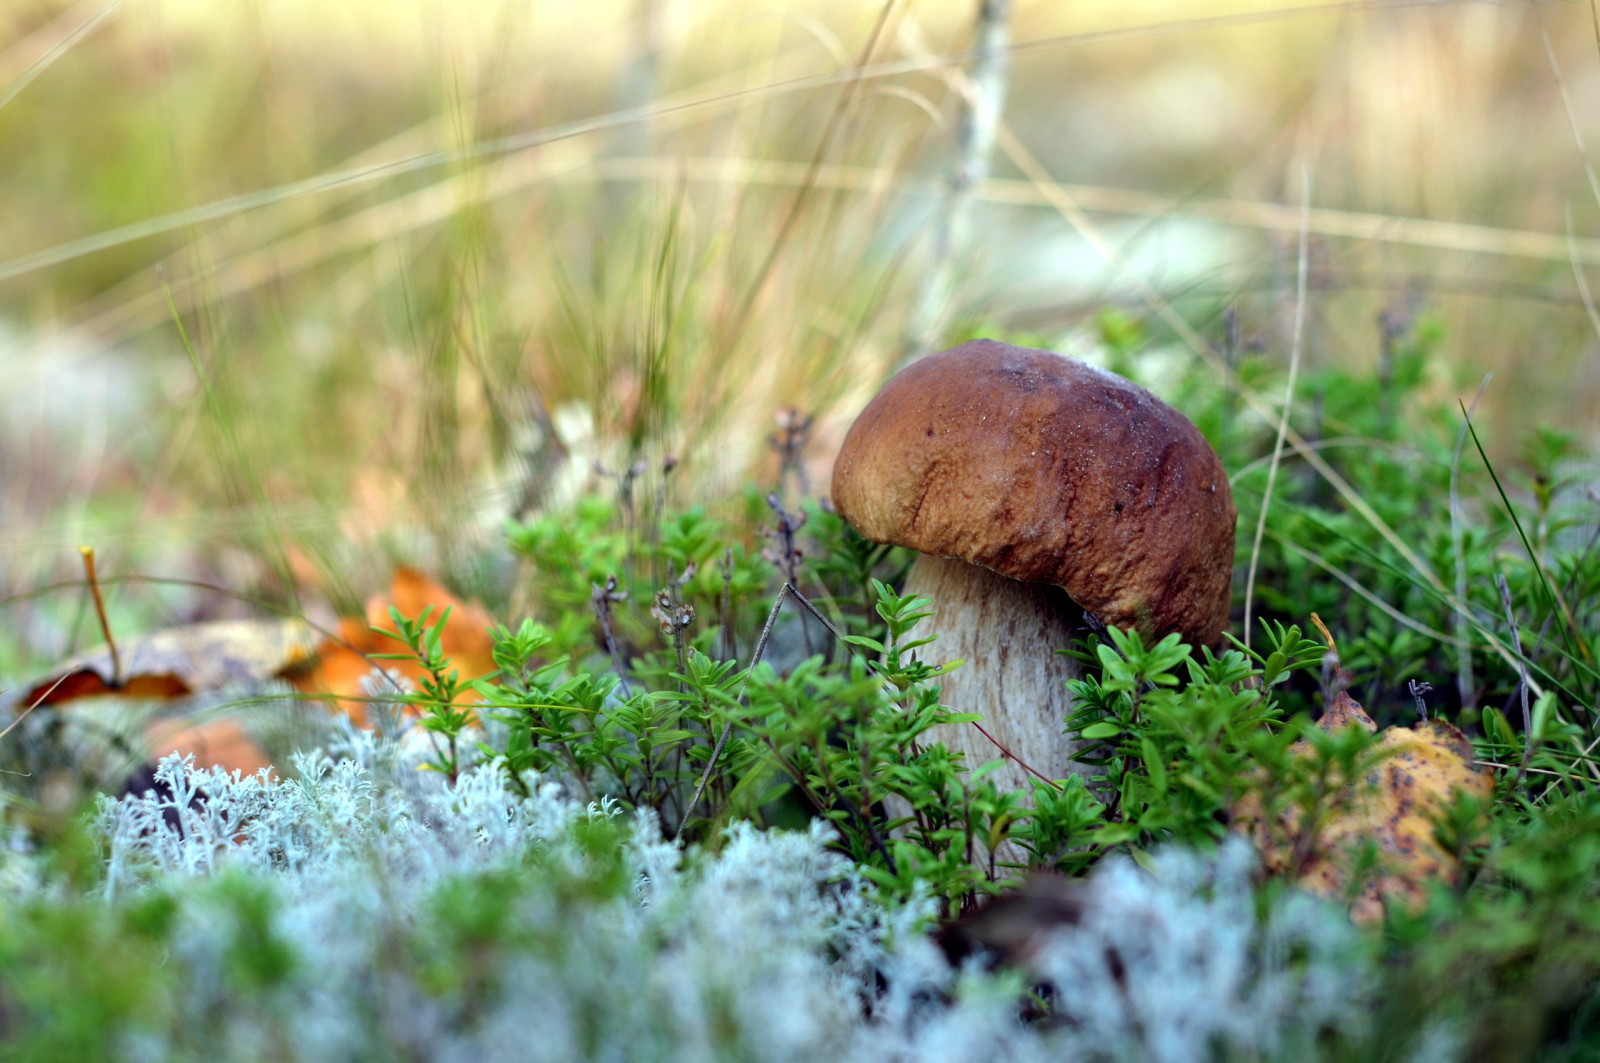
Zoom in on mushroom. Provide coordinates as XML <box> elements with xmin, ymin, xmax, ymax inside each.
<box><xmin>830</xmin><ymin>338</ymin><xmax>1236</xmax><ymax>806</ymax></box>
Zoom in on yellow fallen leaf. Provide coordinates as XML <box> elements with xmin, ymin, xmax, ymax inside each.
<box><xmin>1234</xmin><ymin>690</ymin><xmax>1494</xmax><ymax>923</ymax></box>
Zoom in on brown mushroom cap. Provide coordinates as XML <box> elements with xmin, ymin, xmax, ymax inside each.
<box><xmin>831</xmin><ymin>339</ymin><xmax>1236</xmax><ymax>644</ymax></box>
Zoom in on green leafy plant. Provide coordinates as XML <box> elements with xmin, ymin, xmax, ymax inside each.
<box><xmin>368</xmin><ymin>604</ymin><xmax>483</xmax><ymax>782</ymax></box>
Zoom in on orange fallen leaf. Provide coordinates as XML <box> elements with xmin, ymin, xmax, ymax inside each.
<box><xmin>1234</xmin><ymin>689</ymin><xmax>1494</xmax><ymax>923</ymax></box>
<box><xmin>145</xmin><ymin>716</ymin><xmax>276</xmax><ymax>778</ymax></box>
<box><xmin>290</xmin><ymin>566</ymin><xmax>498</xmax><ymax>726</ymax></box>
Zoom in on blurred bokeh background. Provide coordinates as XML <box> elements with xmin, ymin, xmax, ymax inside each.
<box><xmin>3</xmin><ymin>0</ymin><xmax>1598</xmax><ymax>670</ymax></box>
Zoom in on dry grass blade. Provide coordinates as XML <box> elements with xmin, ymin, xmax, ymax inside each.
<box><xmin>1497</xmin><ymin>572</ymin><xmax>1535</xmax><ymax>790</ymax></box>
<box><xmin>1449</xmin><ymin>375</ymin><xmax>1493</xmax><ymax>712</ymax></box>
<box><xmin>1536</xmin><ymin>6</ymin><xmax>1600</xmax><ymax>212</ymax></box>
<box><xmin>1267</xmin><ymin>532</ymin><xmax>1467</xmax><ymax>648</ymax></box>
<box><xmin>0</xmin><ymin>0</ymin><xmax>122</xmax><ymax>114</ymax></box>
<box><xmin>1242</xmin><ymin>165</ymin><xmax>1310</xmax><ymax>651</ymax></box>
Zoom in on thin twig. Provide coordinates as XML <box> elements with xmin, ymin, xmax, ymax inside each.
<box><xmin>674</xmin><ymin>580</ymin><xmax>901</xmax><ymax>874</ymax></box>
<box><xmin>781</xmin><ymin>583</ymin><xmax>848</xmax><ymax>642</ymax></box>
<box><xmin>718</xmin><ymin>550</ymin><xmax>738</xmax><ymax>662</ymax></box>
<box><xmin>592</xmin><ymin>575</ymin><xmax>635</xmax><ymax>699</ymax></box>
<box><xmin>674</xmin><ymin>584</ymin><xmax>790</xmax><ymax>839</ymax></box>
<box><xmin>0</xmin><ymin>672</ymin><xmax>75</xmax><ymax>745</ymax></box>
<box><xmin>78</xmin><ymin>545</ymin><xmax>122</xmax><ymax>687</ymax></box>
<box><xmin>762</xmin><ymin>496</ymin><xmax>809</xmax><ymax>601</ymax></box>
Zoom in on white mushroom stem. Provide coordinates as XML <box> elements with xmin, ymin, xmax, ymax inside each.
<box><xmin>902</xmin><ymin>554</ymin><xmax>1091</xmax><ymax>801</ymax></box>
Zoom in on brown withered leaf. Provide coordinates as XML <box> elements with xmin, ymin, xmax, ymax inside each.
<box><xmin>21</xmin><ymin>618</ymin><xmax>317</xmax><ymax>709</ymax></box>
<box><xmin>937</xmin><ymin>873</ymin><xmax>1086</xmax><ymax>972</ymax></box>
<box><xmin>1233</xmin><ymin>689</ymin><xmax>1494</xmax><ymax>924</ymax></box>
<box><xmin>289</xmin><ymin>565</ymin><xmax>498</xmax><ymax>726</ymax></box>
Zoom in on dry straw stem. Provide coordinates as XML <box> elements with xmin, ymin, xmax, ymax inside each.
<box><xmin>1270</xmin><ymin>533</ymin><xmax>1466</xmax><ymax>648</ymax></box>
<box><xmin>612</xmin><ymin>159</ymin><xmax>1600</xmax><ymax>264</ymax></box>
<box><xmin>1534</xmin><ymin>5</ymin><xmax>1600</xmax><ymax>216</ymax></box>
<box><xmin>62</xmin><ymin>24</ymin><xmax>848</xmax><ymax>340</ymax></box>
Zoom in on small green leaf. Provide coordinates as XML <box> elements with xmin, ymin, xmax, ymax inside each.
<box><xmin>1530</xmin><ymin>691</ymin><xmax>1556</xmax><ymax>743</ymax></box>
<box><xmin>1262</xmin><ymin>650</ymin><xmax>1288</xmax><ymax>687</ymax></box>
<box><xmin>1095</xmin><ymin>823</ymin><xmax>1140</xmax><ymax>846</ymax></box>
<box><xmin>1140</xmin><ymin>736</ymin><xmax>1167</xmax><ymax>795</ymax></box>
<box><xmin>841</xmin><ymin>635</ymin><xmax>886</xmax><ymax>654</ymax></box>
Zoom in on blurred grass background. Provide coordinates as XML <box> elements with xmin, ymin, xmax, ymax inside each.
<box><xmin>2</xmin><ymin>0</ymin><xmax>1598</xmax><ymax>672</ymax></box>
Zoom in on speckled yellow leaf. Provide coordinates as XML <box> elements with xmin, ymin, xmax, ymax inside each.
<box><xmin>1234</xmin><ymin>690</ymin><xmax>1494</xmax><ymax>923</ymax></box>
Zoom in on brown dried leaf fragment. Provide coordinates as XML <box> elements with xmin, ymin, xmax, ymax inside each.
<box><xmin>21</xmin><ymin>619</ymin><xmax>317</xmax><ymax>708</ymax></box>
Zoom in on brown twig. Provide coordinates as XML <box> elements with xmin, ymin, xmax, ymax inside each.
<box><xmin>78</xmin><ymin>546</ymin><xmax>122</xmax><ymax>687</ymax></box>
<box><xmin>592</xmin><ymin>575</ymin><xmax>634</xmax><ymax>699</ymax></box>
<box><xmin>674</xmin><ymin>584</ymin><xmax>789</xmax><ymax>839</ymax></box>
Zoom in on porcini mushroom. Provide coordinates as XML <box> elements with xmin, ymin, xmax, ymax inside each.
<box><xmin>831</xmin><ymin>338</ymin><xmax>1235</xmax><ymax>804</ymax></box>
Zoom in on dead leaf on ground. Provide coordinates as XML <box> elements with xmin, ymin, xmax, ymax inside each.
<box><xmin>289</xmin><ymin>565</ymin><xmax>498</xmax><ymax>726</ymax></box>
<box><xmin>12</xmin><ymin>566</ymin><xmax>494</xmax><ymax>781</ymax></box>
<box><xmin>1233</xmin><ymin>689</ymin><xmax>1494</xmax><ymax>924</ymax></box>
<box><xmin>19</xmin><ymin>618</ymin><xmax>317</xmax><ymax>709</ymax></box>
<box><xmin>145</xmin><ymin>716</ymin><xmax>276</xmax><ymax>778</ymax></box>
<box><xmin>937</xmin><ymin>872</ymin><xmax>1086</xmax><ymax>972</ymax></box>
